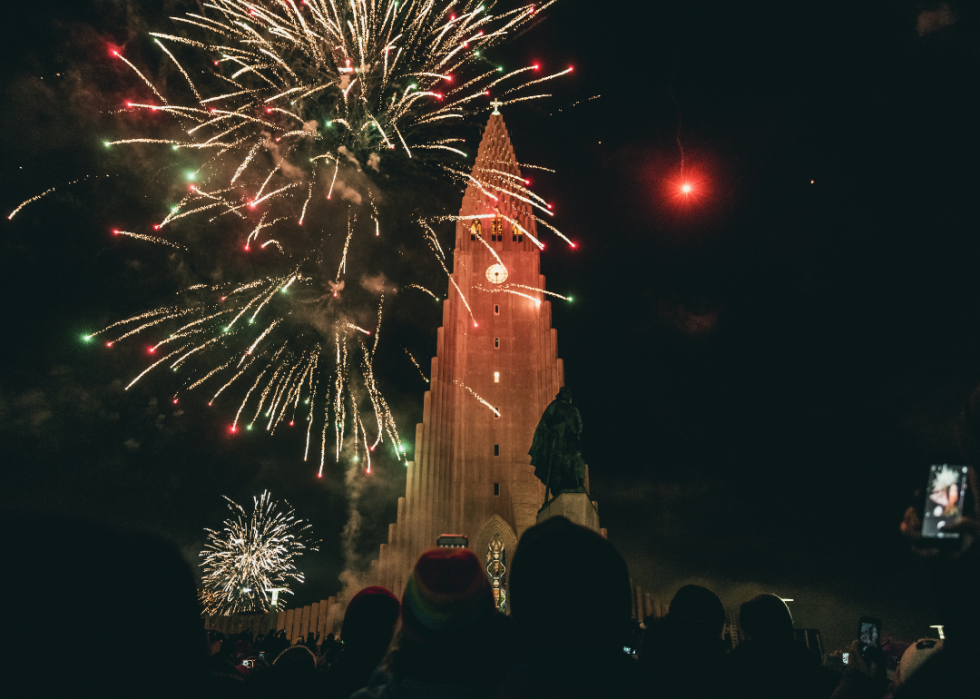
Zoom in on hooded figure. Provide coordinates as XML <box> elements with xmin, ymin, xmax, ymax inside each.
<box><xmin>528</xmin><ymin>386</ymin><xmax>586</xmax><ymax>498</ymax></box>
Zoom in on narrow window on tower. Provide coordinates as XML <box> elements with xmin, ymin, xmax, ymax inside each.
<box><xmin>492</xmin><ymin>210</ymin><xmax>503</xmax><ymax>241</ymax></box>
<box><xmin>494</xmin><ymin>444</ymin><xmax>499</xmax><ymax>456</ymax></box>
<box><xmin>469</xmin><ymin>220</ymin><xmax>480</xmax><ymax>242</ymax></box>
<box><xmin>513</xmin><ymin>227</ymin><xmax>523</xmax><ymax>242</ymax></box>
<box><xmin>494</xmin><ymin>482</ymin><xmax>500</xmax><ymax>495</ymax></box>
<box><xmin>494</xmin><ymin>304</ymin><xmax>500</xmax><ymax>315</ymax></box>
<box><xmin>494</xmin><ymin>408</ymin><xmax>500</xmax><ymax>419</ymax></box>
<box><xmin>494</xmin><ymin>337</ymin><xmax>499</xmax><ymax>349</ymax></box>
<box><xmin>494</xmin><ymin>371</ymin><xmax>500</xmax><ymax>383</ymax></box>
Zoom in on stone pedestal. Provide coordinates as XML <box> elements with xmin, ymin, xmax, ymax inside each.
<box><xmin>536</xmin><ymin>492</ymin><xmax>600</xmax><ymax>532</ymax></box>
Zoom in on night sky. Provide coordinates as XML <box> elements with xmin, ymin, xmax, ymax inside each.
<box><xmin>3</xmin><ymin>1</ymin><xmax>979</xmax><ymax>650</ymax></box>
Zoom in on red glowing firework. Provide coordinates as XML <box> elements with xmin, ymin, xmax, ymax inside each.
<box><xmin>668</xmin><ymin>168</ymin><xmax>708</xmax><ymax>205</ymax></box>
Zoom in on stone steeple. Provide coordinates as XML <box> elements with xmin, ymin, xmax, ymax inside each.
<box><xmin>363</xmin><ymin>112</ymin><xmax>563</xmax><ymax>605</ymax></box>
<box><xmin>456</xmin><ymin>113</ymin><xmax>538</xmax><ymax>252</ymax></box>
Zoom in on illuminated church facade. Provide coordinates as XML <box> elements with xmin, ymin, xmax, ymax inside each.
<box><xmin>366</xmin><ymin>111</ymin><xmax>586</xmax><ymax>606</ymax></box>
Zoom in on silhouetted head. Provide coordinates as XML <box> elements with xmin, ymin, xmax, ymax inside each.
<box><xmin>668</xmin><ymin>585</ymin><xmax>725</xmax><ymax>640</ymax></box>
<box><xmin>274</xmin><ymin>645</ymin><xmax>317</xmax><ymax>668</ymax></box>
<box><xmin>5</xmin><ymin>515</ymin><xmax>206</xmax><ymax>695</ymax></box>
<box><xmin>739</xmin><ymin>594</ymin><xmax>794</xmax><ymax>642</ymax></box>
<box><xmin>510</xmin><ymin>516</ymin><xmax>631</xmax><ymax>653</ymax></box>
<box><xmin>252</xmin><ymin>645</ymin><xmax>320</xmax><ymax>692</ymax></box>
<box><xmin>558</xmin><ymin>386</ymin><xmax>573</xmax><ymax>403</ymax></box>
<box><xmin>342</xmin><ymin>586</ymin><xmax>400</xmax><ymax>660</ymax></box>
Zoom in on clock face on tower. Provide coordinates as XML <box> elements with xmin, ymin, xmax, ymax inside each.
<box><xmin>486</xmin><ymin>264</ymin><xmax>508</xmax><ymax>284</ymax></box>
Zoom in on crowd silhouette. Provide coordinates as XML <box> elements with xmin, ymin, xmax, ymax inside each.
<box><xmin>8</xmin><ymin>389</ymin><xmax>980</xmax><ymax>696</ymax></box>
<box><xmin>6</xmin><ymin>504</ymin><xmax>978</xmax><ymax>698</ymax></box>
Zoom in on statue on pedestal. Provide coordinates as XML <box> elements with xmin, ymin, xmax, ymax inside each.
<box><xmin>529</xmin><ymin>386</ymin><xmax>587</xmax><ymax>503</ymax></box>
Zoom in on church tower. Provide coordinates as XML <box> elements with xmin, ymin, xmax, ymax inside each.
<box><xmin>367</xmin><ymin>111</ymin><xmax>565</xmax><ymax>602</ymax></box>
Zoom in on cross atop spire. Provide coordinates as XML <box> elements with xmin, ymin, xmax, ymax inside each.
<box><xmin>490</xmin><ymin>99</ymin><xmax>502</xmax><ymax>115</ymax></box>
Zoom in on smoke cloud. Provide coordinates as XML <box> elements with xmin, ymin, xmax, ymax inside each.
<box><xmin>917</xmin><ymin>4</ymin><xmax>957</xmax><ymax>36</ymax></box>
<box><xmin>332</xmin><ymin>179</ymin><xmax>363</xmax><ymax>205</ymax></box>
<box><xmin>658</xmin><ymin>300</ymin><xmax>719</xmax><ymax>335</ymax></box>
<box><xmin>263</xmin><ymin>134</ymin><xmax>305</xmax><ymax>181</ymax></box>
<box><xmin>359</xmin><ymin>273</ymin><xmax>389</xmax><ymax>295</ymax></box>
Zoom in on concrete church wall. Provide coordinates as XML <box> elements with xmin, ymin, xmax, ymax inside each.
<box><xmin>203</xmin><ymin>594</ymin><xmax>343</xmax><ymax>641</ymax></box>
<box><xmin>335</xmin><ymin>113</ymin><xmax>669</xmax><ymax>627</ymax></box>
<box><xmin>330</xmin><ymin>113</ymin><xmax>660</xmax><ymax>633</ymax></box>
<box><xmin>353</xmin><ymin>112</ymin><xmax>563</xmax><ymax>612</ymax></box>
<box><xmin>630</xmin><ymin>580</ymin><xmax>669</xmax><ymax>623</ymax></box>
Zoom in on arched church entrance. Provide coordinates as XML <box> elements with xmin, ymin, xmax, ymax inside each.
<box><xmin>473</xmin><ymin>515</ymin><xmax>518</xmax><ymax>613</ymax></box>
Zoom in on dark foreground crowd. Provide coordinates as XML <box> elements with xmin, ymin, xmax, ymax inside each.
<box><xmin>4</xmin><ymin>510</ymin><xmax>979</xmax><ymax>698</ymax></box>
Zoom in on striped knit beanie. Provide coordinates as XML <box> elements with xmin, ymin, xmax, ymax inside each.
<box><xmin>401</xmin><ymin>547</ymin><xmax>494</xmax><ymax>641</ymax></box>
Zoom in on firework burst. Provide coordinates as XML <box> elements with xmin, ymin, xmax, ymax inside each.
<box><xmin>53</xmin><ymin>0</ymin><xmax>575</xmax><ymax>472</ymax></box>
<box><xmin>200</xmin><ymin>490</ymin><xmax>317</xmax><ymax>615</ymax></box>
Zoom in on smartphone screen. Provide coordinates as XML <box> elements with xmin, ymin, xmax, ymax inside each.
<box><xmin>922</xmin><ymin>465</ymin><xmax>969</xmax><ymax>538</ymax></box>
<box><xmin>858</xmin><ymin>617</ymin><xmax>881</xmax><ymax>655</ymax></box>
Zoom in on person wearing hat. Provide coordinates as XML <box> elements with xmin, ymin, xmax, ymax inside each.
<box><xmin>352</xmin><ymin>547</ymin><xmax>512</xmax><ymax>699</ymax></box>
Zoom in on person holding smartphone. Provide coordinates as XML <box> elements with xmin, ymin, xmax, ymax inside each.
<box><xmin>891</xmin><ymin>388</ymin><xmax>980</xmax><ymax>697</ymax></box>
<box><xmin>831</xmin><ymin>618</ymin><xmax>887</xmax><ymax>699</ymax></box>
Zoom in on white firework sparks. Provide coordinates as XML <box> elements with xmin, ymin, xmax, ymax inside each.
<box><xmin>199</xmin><ymin>490</ymin><xmax>317</xmax><ymax>615</ymax></box>
<box><xmin>35</xmin><ymin>0</ymin><xmax>575</xmax><ymax>473</ymax></box>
